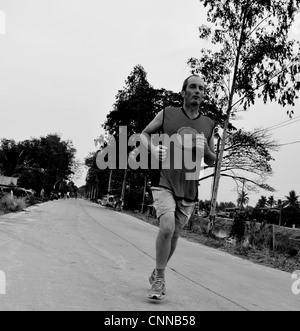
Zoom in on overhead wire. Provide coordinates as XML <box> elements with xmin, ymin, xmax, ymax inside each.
<box><xmin>278</xmin><ymin>140</ymin><xmax>300</xmax><ymax>147</ymax></box>
<box><xmin>265</xmin><ymin>116</ymin><xmax>300</xmax><ymax>132</ymax></box>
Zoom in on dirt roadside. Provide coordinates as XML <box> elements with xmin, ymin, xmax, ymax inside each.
<box><xmin>123</xmin><ymin>210</ymin><xmax>300</xmax><ymax>274</ymax></box>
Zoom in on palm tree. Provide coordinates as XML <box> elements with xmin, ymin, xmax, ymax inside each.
<box><xmin>284</xmin><ymin>190</ymin><xmax>299</xmax><ymax>208</ymax></box>
<box><xmin>267</xmin><ymin>196</ymin><xmax>275</xmax><ymax>208</ymax></box>
<box><xmin>256</xmin><ymin>196</ymin><xmax>267</xmax><ymax>208</ymax></box>
<box><xmin>237</xmin><ymin>190</ymin><xmax>249</xmax><ymax>210</ymax></box>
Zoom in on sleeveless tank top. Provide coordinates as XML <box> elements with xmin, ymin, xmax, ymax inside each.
<box><xmin>150</xmin><ymin>107</ymin><xmax>215</xmax><ymax>201</ymax></box>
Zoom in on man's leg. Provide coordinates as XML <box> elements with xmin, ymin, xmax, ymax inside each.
<box><xmin>148</xmin><ymin>212</ymin><xmax>174</xmax><ymax>300</ymax></box>
<box><xmin>149</xmin><ymin>188</ymin><xmax>176</xmax><ymax>300</ymax></box>
<box><xmin>167</xmin><ymin>201</ymin><xmax>196</xmax><ymax>263</ymax></box>
<box><xmin>156</xmin><ymin>212</ymin><xmax>175</xmax><ymax>273</ymax></box>
<box><xmin>167</xmin><ymin>222</ymin><xmax>183</xmax><ymax>263</ymax></box>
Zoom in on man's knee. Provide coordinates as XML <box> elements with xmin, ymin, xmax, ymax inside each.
<box><xmin>173</xmin><ymin>228</ymin><xmax>181</xmax><ymax>239</ymax></box>
<box><xmin>159</xmin><ymin>213</ymin><xmax>175</xmax><ymax>237</ymax></box>
<box><xmin>172</xmin><ymin>223</ymin><xmax>183</xmax><ymax>240</ymax></box>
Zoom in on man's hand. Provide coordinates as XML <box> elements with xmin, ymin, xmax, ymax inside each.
<box><xmin>196</xmin><ymin>134</ymin><xmax>209</xmax><ymax>155</ymax></box>
<box><xmin>151</xmin><ymin>145</ymin><xmax>168</xmax><ymax>162</ymax></box>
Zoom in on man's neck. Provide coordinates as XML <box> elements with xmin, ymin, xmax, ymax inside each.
<box><xmin>182</xmin><ymin>104</ymin><xmax>200</xmax><ymax>119</ymax></box>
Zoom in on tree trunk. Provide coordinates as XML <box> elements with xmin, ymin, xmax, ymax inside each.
<box><xmin>208</xmin><ymin>4</ymin><xmax>249</xmax><ymax>235</ymax></box>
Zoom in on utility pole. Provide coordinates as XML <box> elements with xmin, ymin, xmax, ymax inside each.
<box><xmin>108</xmin><ymin>169</ymin><xmax>113</xmax><ymax>196</ymax></box>
<box><xmin>278</xmin><ymin>200</ymin><xmax>283</xmax><ymax>227</ymax></box>
<box><xmin>141</xmin><ymin>174</ymin><xmax>148</xmax><ymax>214</ymax></box>
<box><xmin>120</xmin><ymin>169</ymin><xmax>128</xmax><ymax>209</ymax></box>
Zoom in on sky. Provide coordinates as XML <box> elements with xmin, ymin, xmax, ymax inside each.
<box><xmin>0</xmin><ymin>0</ymin><xmax>299</xmax><ymax>206</ymax></box>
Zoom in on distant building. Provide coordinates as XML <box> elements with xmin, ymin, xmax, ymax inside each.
<box><xmin>0</xmin><ymin>176</ymin><xmax>18</xmax><ymax>188</ymax></box>
<box><xmin>0</xmin><ymin>176</ymin><xmax>34</xmax><ymax>197</ymax></box>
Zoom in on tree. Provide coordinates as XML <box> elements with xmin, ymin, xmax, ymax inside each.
<box><xmin>281</xmin><ymin>191</ymin><xmax>300</xmax><ymax>227</ymax></box>
<box><xmin>237</xmin><ymin>190</ymin><xmax>249</xmax><ymax>209</ymax></box>
<box><xmin>26</xmin><ymin>134</ymin><xmax>76</xmax><ymax>194</ymax></box>
<box><xmin>0</xmin><ymin>139</ymin><xmax>29</xmax><ymax>177</ymax></box>
<box><xmin>0</xmin><ymin>134</ymin><xmax>77</xmax><ymax>195</ymax></box>
<box><xmin>267</xmin><ymin>195</ymin><xmax>276</xmax><ymax>208</ymax></box>
<box><xmin>218</xmin><ymin>201</ymin><xmax>236</xmax><ymax>212</ymax></box>
<box><xmin>188</xmin><ymin>0</ymin><xmax>300</xmax><ymax>231</ymax></box>
<box><xmin>284</xmin><ymin>190</ymin><xmax>299</xmax><ymax>207</ymax></box>
<box><xmin>200</xmin><ymin>127</ymin><xmax>278</xmax><ymax>192</ymax></box>
<box><xmin>103</xmin><ymin>65</ymin><xmax>183</xmax><ymax>138</ymax></box>
<box><xmin>69</xmin><ymin>159</ymin><xmax>85</xmax><ymax>184</ymax></box>
<box><xmin>85</xmin><ymin>151</ymin><xmax>109</xmax><ymax>198</ymax></box>
<box><xmin>92</xmin><ymin>65</ymin><xmax>184</xmax><ymax>208</ymax></box>
<box><xmin>256</xmin><ymin>196</ymin><xmax>267</xmax><ymax>208</ymax></box>
<box><xmin>198</xmin><ymin>200</ymin><xmax>212</xmax><ymax>215</ymax></box>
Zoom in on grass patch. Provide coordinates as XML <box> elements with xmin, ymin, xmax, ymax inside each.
<box><xmin>121</xmin><ymin>209</ymin><xmax>300</xmax><ymax>274</ymax></box>
<box><xmin>0</xmin><ymin>194</ymin><xmax>27</xmax><ymax>214</ymax></box>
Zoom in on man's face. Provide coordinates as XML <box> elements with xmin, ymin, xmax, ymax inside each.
<box><xmin>182</xmin><ymin>76</ymin><xmax>205</xmax><ymax>108</ymax></box>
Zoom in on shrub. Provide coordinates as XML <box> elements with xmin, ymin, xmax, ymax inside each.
<box><xmin>0</xmin><ymin>194</ymin><xmax>27</xmax><ymax>213</ymax></box>
<box><xmin>124</xmin><ymin>191</ymin><xmax>144</xmax><ymax>211</ymax></box>
<box><xmin>248</xmin><ymin>223</ymin><xmax>273</xmax><ymax>250</ymax></box>
<box><xmin>230</xmin><ymin>213</ymin><xmax>247</xmax><ymax>243</ymax></box>
<box><xmin>26</xmin><ymin>195</ymin><xmax>41</xmax><ymax>206</ymax></box>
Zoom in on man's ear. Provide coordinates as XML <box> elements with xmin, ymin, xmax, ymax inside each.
<box><xmin>181</xmin><ymin>90</ymin><xmax>185</xmax><ymax>98</ymax></box>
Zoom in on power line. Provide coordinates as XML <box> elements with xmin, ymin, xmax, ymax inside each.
<box><xmin>266</xmin><ymin>116</ymin><xmax>300</xmax><ymax>130</ymax></box>
<box><xmin>266</xmin><ymin>116</ymin><xmax>300</xmax><ymax>132</ymax></box>
<box><xmin>267</xmin><ymin>119</ymin><xmax>300</xmax><ymax>132</ymax></box>
<box><xmin>278</xmin><ymin>140</ymin><xmax>300</xmax><ymax>147</ymax></box>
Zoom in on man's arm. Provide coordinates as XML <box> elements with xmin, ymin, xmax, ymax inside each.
<box><xmin>204</xmin><ymin>134</ymin><xmax>216</xmax><ymax>166</ymax></box>
<box><xmin>141</xmin><ymin>110</ymin><xmax>167</xmax><ymax>161</ymax></box>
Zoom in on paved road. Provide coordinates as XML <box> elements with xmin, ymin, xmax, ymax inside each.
<box><xmin>0</xmin><ymin>199</ymin><xmax>299</xmax><ymax>311</ymax></box>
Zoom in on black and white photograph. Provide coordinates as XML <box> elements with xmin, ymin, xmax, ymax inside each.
<box><xmin>0</xmin><ymin>0</ymin><xmax>300</xmax><ymax>314</ymax></box>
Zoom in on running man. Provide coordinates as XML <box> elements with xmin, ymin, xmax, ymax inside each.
<box><xmin>141</xmin><ymin>75</ymin><xmax>216</xmax><ymax>300</ymax></box>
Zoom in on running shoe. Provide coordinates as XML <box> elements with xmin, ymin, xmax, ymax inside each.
<box><xmin>149</xmin><ymin>269</ymin><xmax>166</xmax><ymax>294</ymax></box>
<box><xmin>148</xmin><ymin>269</ymin><xmax>156</xmax><ymax>285</ymax></box>
<box><xmin>148</xmin><ymin>278</ymin><xmax>166</xmax><ymax>300</ymax></box>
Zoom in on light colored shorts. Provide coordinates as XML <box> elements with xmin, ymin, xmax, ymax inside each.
<box><xmin>152</xmin><ymin>187</ymin><xmax>195</xmax><ymax>227</ymax></box>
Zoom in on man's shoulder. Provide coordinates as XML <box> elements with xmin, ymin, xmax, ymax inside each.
<box><xmin>164</xmin><ymin>106</ymin><xmax>183</xmax><ymax>117</ymax></box>
<box><xmin>200</xmin><ymin>114</ymin><xmax>215</xmax><ymax>126</ymax></box>
<box><xmin>165</xmin><ymin>106</ymin><xmax>181</xmax><ymax>111</ymax></box>
<box><xmin>163</xmin><ymin>107</ymin><xmax>182</xmax><ymax>118</ymax></box>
